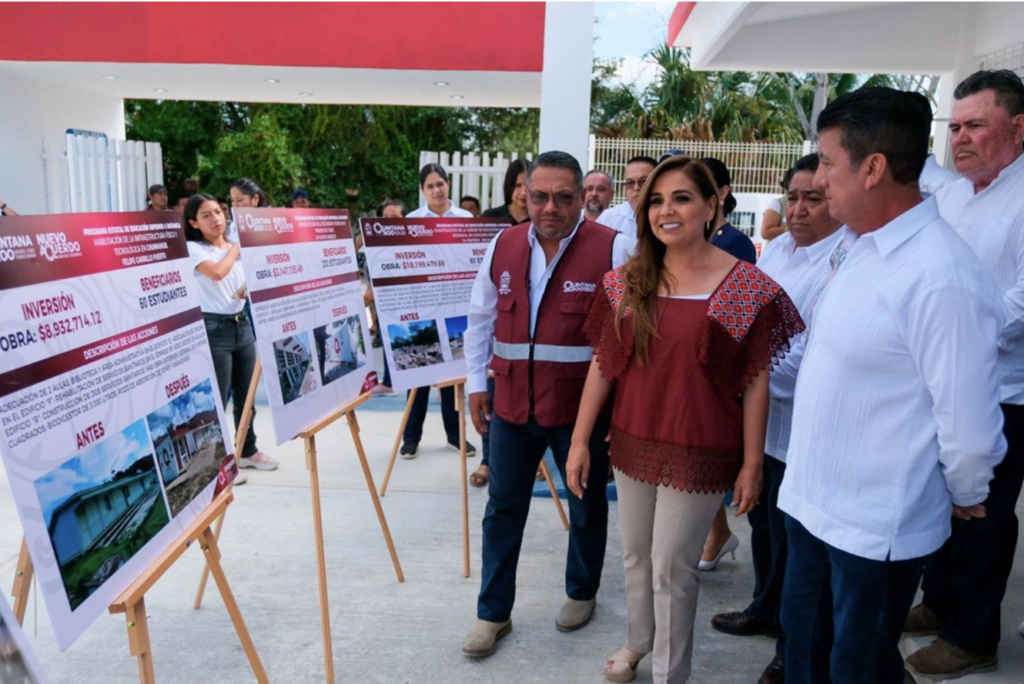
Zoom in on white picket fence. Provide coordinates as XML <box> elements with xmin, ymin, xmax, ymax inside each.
<box><xmin>417</xmin><ymin>151</ymin><xmax>533</xmax><ymax>212</ymax></box>
<box><xmin>42</xmin><ymin>130</ymin><xmax>163</xmax><ymax>214</ymax></box>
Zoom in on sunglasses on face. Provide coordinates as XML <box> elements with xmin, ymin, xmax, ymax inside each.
<box><xmin>528</xmin><ymin>190</ymin><xmax>578</xmax><ymax>208</ymax></box>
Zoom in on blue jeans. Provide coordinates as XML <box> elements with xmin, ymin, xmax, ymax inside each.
<box><xmin>204</xmin><ymin>314</ymin><xmax>258</xmax><ymax>459</ymax></box>
<box><xmin>747</xmin><ymin>455</ymin><xmax>787</xmax><ymax>655</ymax></box>
<box><xmin>781</xmin><ymin>515</ymin><xmax>927</xmax><ymax>684</ymax></box>
<box><xmin>921</xmin><ymin>402</ymin><xmax>1024</xmax><ymax>654</ymax></box>
<box><xmin>477</xmin><ymin>413</ymin><xmax>610</xmax><ymax>622</ymax></box>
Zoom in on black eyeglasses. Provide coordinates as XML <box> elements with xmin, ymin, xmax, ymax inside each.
<box><xmin>623</xmin><ymin>177</ymin><xmax>649</xmax><ymax>190</ymax></box>
<box><xmin>528</xmin><ymin>191</ymin><xmax>578</xmax><ymax>208</ymax></box>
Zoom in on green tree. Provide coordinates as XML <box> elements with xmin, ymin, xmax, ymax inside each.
<box><xmin>197</xmin><ymin>110</ymin><xmax>304</xmax><ymax>205</ymax></box>
<box><xmin>126</xmin><ymin>100</ymin><xmax>538</xmax><ymax>214</ymax></box>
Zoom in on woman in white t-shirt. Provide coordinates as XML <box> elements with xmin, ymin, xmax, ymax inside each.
<box><xmin>407</xmin><ymin>164</ymin><xmax>475</xmax><ymax>219</ymax></box>
<box><xmin>183</xmin><ymin>193</ymin><xmax>278</xmax><ymax>474</ymax></box>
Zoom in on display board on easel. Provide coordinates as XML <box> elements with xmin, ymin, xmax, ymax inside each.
<box><xmin>0</xmin><ymin>212</ymin><xmax>241</xmax><ymax>650</ymax></box>
<box><xmin>360</xmin><ymin>216</ymin><xmax>570</xmax><ymax>578</ymax></box>
<box><xmin>360</xmin><ymin>216</ymin><xmax>508</xmax><ymax>391</ymax></box>
<box><xmin>233</xmin><ymin>208</ymin><xmax>377</xmax><ymax>444</ymax></box>
<box><xmin>222</xmin><ymin>207</ymin><xmax>402</xmax><ymax>684</ymax></box>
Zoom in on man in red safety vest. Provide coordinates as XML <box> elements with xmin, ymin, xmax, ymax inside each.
<box><xmin>461</xmin><ymin>151</ymin><xmax>634</xmax><ymax>657</ymax></box>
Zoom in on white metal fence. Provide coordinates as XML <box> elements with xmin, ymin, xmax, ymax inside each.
<box><xmin>42</xmin><ymin>130</ymin><xmax>163</xmax><ymax>214</ymax></box>
<box><xmin>589</xmin><ymin>135</ymin><xmax>813</xmax><ymax>202</ymax></box>
<box><xmin>418</xmin><ymin>151</ymin><xmax>533</xmax><ymax>212</ymax></box>
<box><xmin>422</xmin><ymin>139</ymin><xmax>811</xmax><ymax>211</ymax></box>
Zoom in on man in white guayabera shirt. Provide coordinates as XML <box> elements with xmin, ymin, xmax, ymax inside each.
<box><xmin>777</xmin><ymin>87</ymin><xmax>1006</xmax><ymax>684</ymax></box>
<box><xmin>595</xmin><ymin>155</ymin><xmax>656</xmax><ymax>241</ymax></box>
<box><xmin>710</xmin><ymin>152</ymin><xmax>849</xmax><ymax>684</ymax></box>
<box><xmin>905</xmin><ymin>69</ymin><xmax>1024</xmax><ymax>680</ymax></box>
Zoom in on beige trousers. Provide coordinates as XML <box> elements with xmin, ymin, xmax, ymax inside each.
<box><xmin>615</xmin><ymin>470</ymin><xmax>725</xmax><ymax>683</ymax></box>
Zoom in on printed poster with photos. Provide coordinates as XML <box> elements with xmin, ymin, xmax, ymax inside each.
<box><xmin>234</xmin><ymin>208</ymin><xmax>373</xmax><ymax>444</ymax></box>
<box><xmin>0</xmin><ymin>594</ymin><xmax>51</xmax><ymax>684</ymax></box>
<box><xmin>0</xmin><ymin>212</ymin><xmax>237</xmax><ymax>650</ymax></box>
<box><xmin>360</xmin><ymin>217</ymin><xmax>509</xmax><ymax>391</ymax></box>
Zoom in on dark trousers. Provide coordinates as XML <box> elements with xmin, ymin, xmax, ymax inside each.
<box><xmin>781</xmin><ymin>515</ymin><xmax>927</xmax><ymax>684</ymax></box>
<box><xmin>477</xmin><ymin>413</ymin><xmax>610</xmax><ymax>622</ymax></box>
<box><xmin>375</xmin><ymin>325</ymin><xmax>392</xmax><ymax>388</ymax></box>
<box><xmin>204</xmin><ymin>315</ymin><xmax>258</xmax><ymax>459</ymax></box>
<box><xmin>747</xmin><ymin>455</ymin><xmax>787</xmax><ymax>655</ymax></box>
<box><xmin>921</xmin><ymin>402</ymin><xmax>1024</xmax><ymax>654</ymax></box>
<box><xmin>403</xmin><ymin>385</ymin><xmax>459</xmax><ymax>446</ymax></box>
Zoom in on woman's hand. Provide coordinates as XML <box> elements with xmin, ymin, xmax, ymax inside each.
<box><xmin>565</xmin><ymin>443</ymin><xmax>591</xmax><ymax>499</ymax></box>
<box><xmin>731</xmin><ymin>463</ymin><xmax>763</xmax><ymax>516</ymax></box>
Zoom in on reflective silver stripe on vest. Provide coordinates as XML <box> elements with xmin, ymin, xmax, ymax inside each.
<box><xmin>492</xmin><ymin>339</ymin><xmax>593</xmax><ymax>363</ymax></box>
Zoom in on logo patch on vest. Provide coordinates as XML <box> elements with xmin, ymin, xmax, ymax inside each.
<box><xmin>499</xmin><ymin>270</ymin><xmax>512</xmax><ymax>295</ymax></box>
<box><xmin>563</xmin><ymin>280</ymin><xmax>596</xmax><ymax>293</ymax></box>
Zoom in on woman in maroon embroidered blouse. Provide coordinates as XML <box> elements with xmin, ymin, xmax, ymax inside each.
<box><xmin>566</xmin><ymin>156</ymin><xmax>803</xmax><ymax>684</ymax></box>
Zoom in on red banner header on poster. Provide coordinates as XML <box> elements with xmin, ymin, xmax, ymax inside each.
<box><xmin>235</xmin><ymin>208</ymin><xmax>351</xmax><ymax>248</ymax></box>
<box><xmin>360</xmin><ymin>217</ymin><xmax>510</xmax><ymax>248</ymax></box>
<box><xmin>0</xmin><ymin>212</ymin><xmax>185</xmax><ymax>291</ymax></box>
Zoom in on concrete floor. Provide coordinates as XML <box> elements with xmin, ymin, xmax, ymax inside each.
<box><xmin>2</xmin><ymin>385</ymin><xmax>1023</xmax><ymax>683</ymax></box>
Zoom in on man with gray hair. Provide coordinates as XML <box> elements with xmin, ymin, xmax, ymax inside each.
<box><xmin>582</xmin><ymin>168</ymin><xmax>615</xmax><ymax>222</ymax></box>
<box><xmin>905</xmin><ymin>68</ymin><xmax>1024</xmax><ymax>680</ymax></box>
<box><xmin>461</xmin><ymin>151</ymin><xmax>633</xmax><ymax>658</ymax></box>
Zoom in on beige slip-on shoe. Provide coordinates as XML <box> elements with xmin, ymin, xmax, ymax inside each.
<box><xmin>462</xmin><ymin>619</ymin><xmax>512</xmax><ymax>657</ymax></box>
<box><xmin>556</xmin><ymin>598</ymin><xmax>596</xmax><ymax>632</ymax></box>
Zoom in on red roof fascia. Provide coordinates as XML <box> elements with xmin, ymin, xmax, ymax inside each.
<box><xmin>0</xmin><ymin>2</ymin><xmax>545</xmax><ymax>72</ymax></box>
<box><xmin>667</xmin><ymin>2</ymin><xmax>697</xmax><ymax>46</ymax></box>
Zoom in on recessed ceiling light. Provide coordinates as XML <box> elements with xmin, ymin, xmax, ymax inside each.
<box><xmin>102</xmin><ymin>75</ymin><xmax>117</xmax><ymax>80</ymax></box>
<box><xmin>434</xmin><ymin>81</ymin><xmax>450</xmax><ymax>87</ymax></box>
<box><xmin>298</xmin><ymin>91</ymin><xmax>314</xmax><ymax>97</ymax></box>
<box><xmin>451</xmin><ymin>94</ymin><xmax>465</xmax><ymax>100</ymax></box>
<box><xmin>265</xmin><ymin>78</ymin><xmax>280</xmax><ymax>84</ymax></box>
<box><xmin>154</xmin><ymin>88</ymin><xmax>167</xmax><ymax>93</ymax></box>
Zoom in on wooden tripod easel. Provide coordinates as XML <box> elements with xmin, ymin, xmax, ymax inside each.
<box><xmin>378</xmin><ymin>380</ymin><xmax>570</xmax><ymax>579</ymax></box>
<box><xmin>194</xmin><ymin>359</ymin><xmax>404</xmax><ymax>684</ymax></box>
<box><xmin>10</xmin><ymin>495</ymin><xmax>268</xmax><ymax>684</ymax></box>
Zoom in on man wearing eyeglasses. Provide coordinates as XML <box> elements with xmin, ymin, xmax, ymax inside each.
<box><xmin>462</xmin><ymin>151</ymin><xmax>633</xmax><ymax>658</ymax></box>
<box><xmin>596</xmin><ymin>155</ymin><xmax>657</xmax><ymax>240</ymax></box>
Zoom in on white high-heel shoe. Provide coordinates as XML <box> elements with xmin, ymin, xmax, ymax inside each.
<box><xmin>698</xmin><ymin>534</ymin><xmax>739</xmax><ymax>571</ymax></box>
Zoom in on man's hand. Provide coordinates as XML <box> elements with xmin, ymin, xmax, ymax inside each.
<box><xmin>469</xmin><ymin>391</ymin><xmax>491</xmax><ymax>436</ymax></box>
<box><xmin>953</xmin><ymin>504</ymin><xmax>986</xmax><ymax>521</ymax></box>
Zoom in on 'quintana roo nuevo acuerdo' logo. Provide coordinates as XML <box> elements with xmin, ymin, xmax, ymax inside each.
<box><xmin>36</xmin><ymin>232</ymin><xmax>83</xmax><ymax>261</ymax></box>
<box><xmin>499</xmin><ymin>270</ymin><xmax>512</xmax><ymax>295</ymax></box>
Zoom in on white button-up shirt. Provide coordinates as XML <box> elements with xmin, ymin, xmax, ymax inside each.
<box><xmin>935</xmin><ymin>152</ymin><xmax>1024</xmax><ymax>404</ymax></box>
<box><xmin>756</xmin><ymin>228</ymin><xmax>847</xmax><ymax>462</ymax></box>
<box><xmin>464</xmin><ymin>219</ymin><xmax>633</xmax><ymax>394</ymax></box>
<box><xmin>596</xmin><ymin>201</ymin><xmax>638</xmax><ymax>240</ymax></box>
<box><xmin>779</xmin><ymin>197</ymin><xmax>1006</xmax><ymax>561</ymax></box>
<box><xmin>406</xmin><ymin>201</ymin><xmax>474</xmax><ymax>219</ymax></box>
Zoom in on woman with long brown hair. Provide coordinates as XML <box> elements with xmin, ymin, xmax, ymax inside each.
<box><xmin>566</xmin><ymin>156</ymin><xmax>803</xmax><ymax>683</ymax></box>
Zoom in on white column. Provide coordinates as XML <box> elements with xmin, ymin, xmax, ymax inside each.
<box><xmin>932</xmin><ymin>4</ymin><xmax>978</xmax><ymax>168</ymax></box>
<box><xmin>539</xmin><ymin>1</ymin><xmax>594</xmax><ymax>171</ymax></box>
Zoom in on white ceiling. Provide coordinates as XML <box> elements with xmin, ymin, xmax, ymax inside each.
<box><xmin>0</xmin><ymin>60</ymin><xmax>542</xmax><ymax>108</ymax></box>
